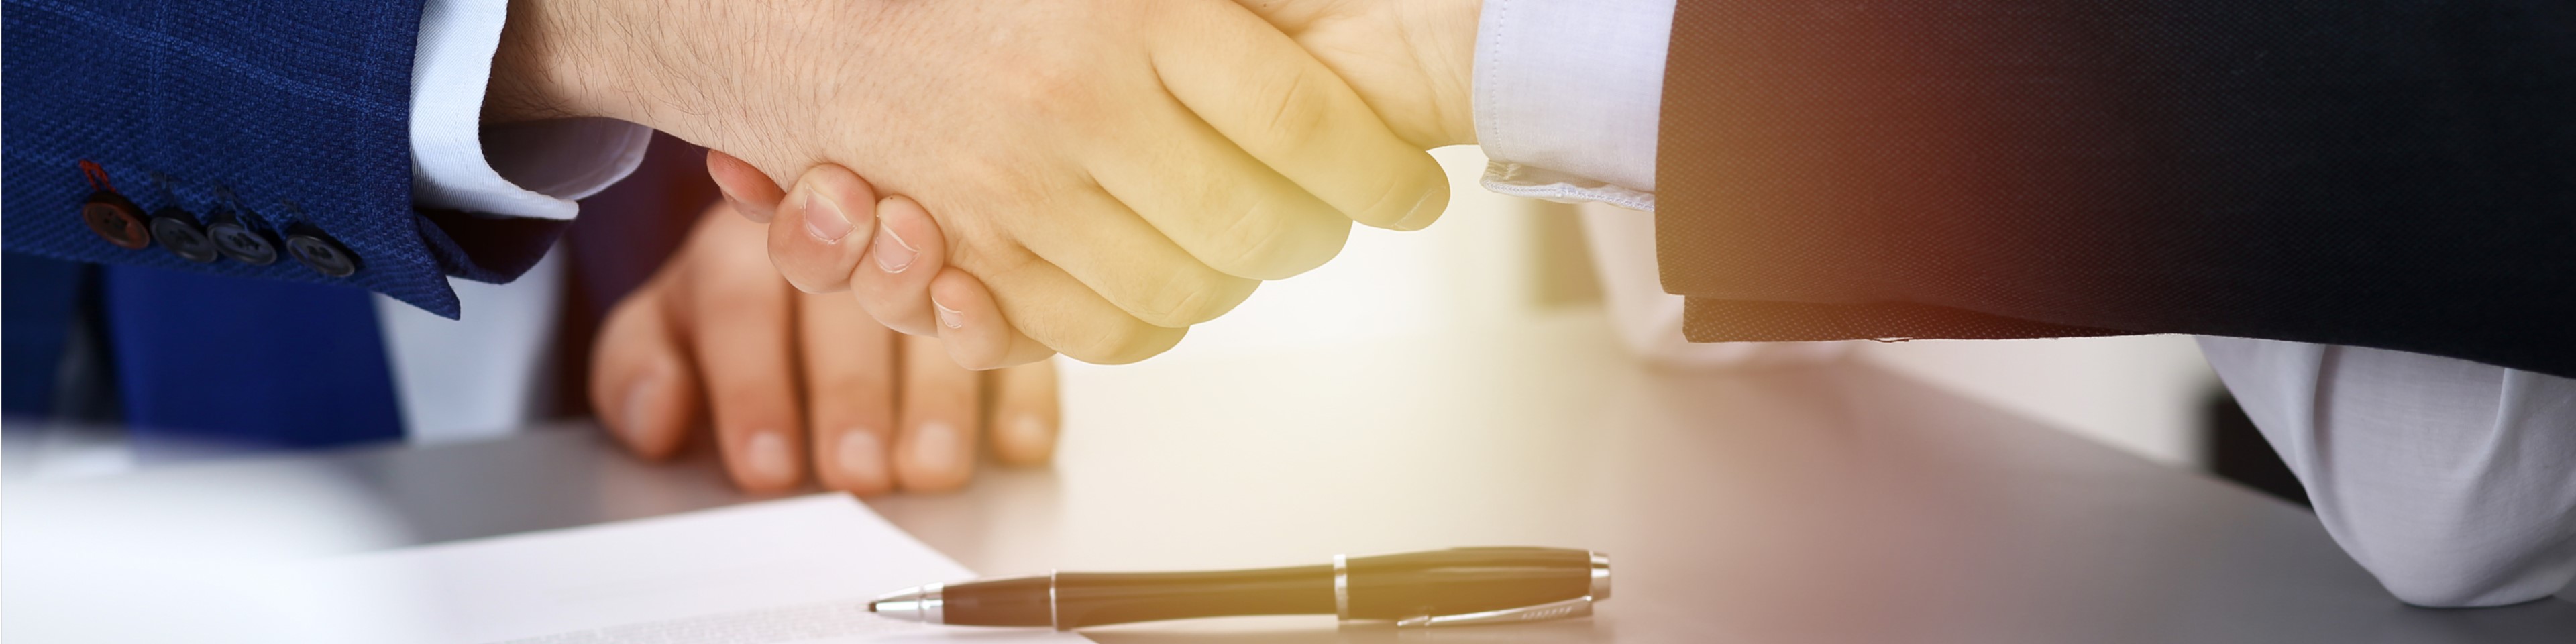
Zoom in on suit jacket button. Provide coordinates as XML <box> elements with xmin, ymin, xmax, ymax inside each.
<box><xmin>149</xmin><ymin>210</ymin><xmax>220</xmax><ymax>263</ymax></box>
<box><xmin>205</xmin><ymin>209</ymin><xmax>280</xmax><ymax>266</ymax></box>
<box><xmin>81</xmin><ymin>195</ymin><xmax>152</xmax><ymax>249</ymax></box>
<box><xmin>284</xmin><ymin>227</ymin><xmax>359</xmax><ymax>277</ymax></box>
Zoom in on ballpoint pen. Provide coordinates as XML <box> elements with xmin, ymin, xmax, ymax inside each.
<box><xmin>869</xmin><ymin>547</ymin><xmax>1610</xmax><ymax>630</ymax></box>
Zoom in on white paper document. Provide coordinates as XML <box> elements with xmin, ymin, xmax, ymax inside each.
<box><xmin>345</xmin><ymin>494</ymin><xmax>1087</xmax><ymax>644</ymax></box>
<box><xmin>11</xmin><ymin>494</ymin><xmax>1083</xmax><ymax>644</ymax></box>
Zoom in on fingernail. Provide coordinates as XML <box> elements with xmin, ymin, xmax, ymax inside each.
<box><xmin>908</xmin><ymin>421</ymin><xmax>963</xmax><ymax>480</ymax></box>
<box><xmin>1397</xmin><ymin>183</ymin><xmax>1447</xmax><ymax>230</ymax></box>
<box><xmin>802</xmin><ymin>192</ymin><xmax>853</xmax><ymax>242</ymax></box>
<box><xmin>932</xmin><ymin>297</ymin><xmax>965</xmax><ymax>329</ymax></box>
<box><xmin>619</xmin><ymin>367</ymin><xmax>665</xmax><ymax>444</ymax></box>
<box><xmin>745</xmin><ymin>431</ymin><xmax>796</xmax><ymax>483</ymax></box>
<box><xmin>835</xmin><ymin>430</ymin><xmax>889</xmax><ymax>489</ymax></box>
<box><xmin>871</xmin><ymin>221</ymin><xmax>917</xmax><ymax>272</ymax></box>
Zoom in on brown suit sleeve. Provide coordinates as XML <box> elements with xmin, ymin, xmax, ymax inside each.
<box><xmin>1653</xmin><ymin>1</ymin><xmax>2576</xmax><ymax>378</ymax></box>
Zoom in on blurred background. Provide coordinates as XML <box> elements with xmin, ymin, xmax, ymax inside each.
<box><xmin>2</xmin><ymin>146</ymin><xmax>2296</xmax><ymax>505</ymax></box>
<box><xmin>1057</xmin><ymin>147</ymin><xmax>2277</xmax><ymax>504</ymax></box>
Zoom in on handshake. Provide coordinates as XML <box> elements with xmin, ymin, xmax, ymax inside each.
<box><xmin>494</xmin><ymin>0</ymin><xmax>1485</xmax><ymax>368</ymax></box>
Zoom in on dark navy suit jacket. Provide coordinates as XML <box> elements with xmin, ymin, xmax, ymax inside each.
<box><xmin>5</xmin><ymin>0</ymin><xmax>559</xmax><ymax>319</ymax></box>
<box><xmin>1658</xmin><ymin>0</ymin><xmax>2576</xmax><ymax>378</ymax></box>
<box><xmin>3</xmin><ymin>119</ymin><xmax>713</xmax><ymax>447</ymax></box>
<box><xmin>1</xmin><ymin>0</ymin><xmax>714</xmax><ymax>441</ymax></box>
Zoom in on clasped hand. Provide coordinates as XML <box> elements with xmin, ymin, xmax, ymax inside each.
<box><xmin>494</xmin><ymin>0</ymin><xmax>1479</xmax><ymax>368</ymax></box>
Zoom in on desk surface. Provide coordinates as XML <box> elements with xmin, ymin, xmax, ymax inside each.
<box><xmin>9</xmin><ymin>314</ymin><xmax>2573</xmax><ymax>643</ymax></box>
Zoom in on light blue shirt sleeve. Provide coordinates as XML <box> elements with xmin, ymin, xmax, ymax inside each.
<box><xmin>410</xmin><ymin>0</ymin><xmax>653</xmax><ymax>220</ymax></box>
<box><xmin>391</xmin><ymin>0</ymin><xmax>613</xmax><ymax>441</ymax></box>
<box><xmin>1472</xmin><ymin>0</ymin><xmax>1672</xmax><ymax>212</ymax></box>
<box><xmin>2198</xmin><ymin>338</ymin><xmax>2576</xmax><ymax>606</ymax></box>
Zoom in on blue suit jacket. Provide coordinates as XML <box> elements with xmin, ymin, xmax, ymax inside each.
<box><xmin>5</xmin><ymin>0</ymin><xmax>561</xmax><ymax>319</ymax></box>
<box><xmin>1</xmin><ymin>128</ymin><xmax>716</xmax><ymax>447</ymax></box>
<box><xmin>1</xmin><ymin>0</ymin><xmax>723</xmax><ymax>443</ymax></box>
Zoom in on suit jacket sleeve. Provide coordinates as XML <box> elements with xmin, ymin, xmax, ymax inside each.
<box><xmin>1654</xmin><ymin>0</ymin><xmax>2576</xmax><ymax>378</ymax></box>
<box><xmin>4</xmin><ymin>0</ymin><xmax>564</xmax><ymax>319</ymax></box>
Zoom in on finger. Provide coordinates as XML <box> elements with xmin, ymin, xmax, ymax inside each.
<box><xmin>1086</xmin><ymin>101</ymin><xmax>1353</xmax><ymax>280</ymax></box>
<box><xmin>1007</xmin><ymin>186</ymin><xmax>1258</xmax><ymax>328</ymax></box>
<box><xmin>975</xmin><ymin>256</ymin><xmax>1183</xmax><ymax>365</ymax></box>
<box><xmin>765</xmin><ymin>165</ymin><xmax>880</xmax><ymax>294</ymax></box>
<box><xmin>1150</xmin><ymin>9</ymin><xmax>1451</xmax><ymax>231</ymax></box>
<box><xmin>928</xmin><ymin>266</ymin><xmax>1056</xmax><ymax>370</ymax></box>
<box><xmin>847</xmin><ymin>195</ymin><xmax>945</xmax><ymax>336</ymax></box>
<box><xmin>684</xmin><ymin>217</ymin><xmax>809</xmax><ymax>493</ymax></box>
<box><xmin>895</xmin><ymin>332</ymin><xmax>981</xmax><ymax>492</ymax></box>
<box><xmin>984</xmin><ymin>358</ymin><xmax>1060</xmax><ymax>468</ymax></box>
<box><xmin>707</xmin><ymin>150</ymin><xmax>790</xmax><ymax>223</ymax></box>
<box><xmin>796</xmin><ymin>290</ymin><xmax>900</xmax><ymax>495</ymax></box>
<box><xmin>588</xmin><ymin>276</ymin><xmax>701</xmax><ymax>462</ymax></box>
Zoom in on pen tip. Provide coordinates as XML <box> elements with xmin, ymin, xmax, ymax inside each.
<box><xmin>867</xmin><ymin>602</ymin><xmax>879</xmax><ymax>613</ymax></box>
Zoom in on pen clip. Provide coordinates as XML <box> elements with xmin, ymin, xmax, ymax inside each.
<box><xmin>1393</xmin><ymin>596</ymin><xmax>1595</xmax><ymax>628</ymax></box>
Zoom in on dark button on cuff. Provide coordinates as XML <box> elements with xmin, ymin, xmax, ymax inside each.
<box><xmin>206</xmin><ymin>209</ymin><xmax>280</xmax><ymax>266</ymax></box>
<box><xmin>284</xmin><ymin>227</ymin><xmax>359</xmax><ymax>277</ymax></box>
<box><xmin>81</xmin><ymin>195</ymin><xmax>152</xmax><ymax>250</ymax></box>
<box><xmin>150</xmin><ymin>210</ymin><xmax>220</xmax><ymax>263</ymax></box>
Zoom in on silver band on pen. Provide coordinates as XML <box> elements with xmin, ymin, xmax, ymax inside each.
<box><xmin>1332</xmin><ymin>554</ymin><xmax>1351</xmax><ymax>621</ymax></box>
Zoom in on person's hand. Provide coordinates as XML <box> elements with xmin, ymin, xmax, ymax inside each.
<box><xmin>489</xmin><ymin>0</ymin><xmax>1451</xmax><ymax>366</ymax></box>
<box><xmin>1228</xmin><ymin>0</ymin><xmax>1485</xmax><ymax>149</ymax></box>
<box><xmin>701</xmin><ymin>159</ymin><xmax>1044</xmax><ymax>370</ymax></box>
<box><xmin>588</xmin><ymin>199</ymin><xmax>1060</xmax><ymax>494</ymax></box>
<box><xmin>698</xmin><ymin>0</ymin><xmax>1487</xmax><ymax>366</ymax></box>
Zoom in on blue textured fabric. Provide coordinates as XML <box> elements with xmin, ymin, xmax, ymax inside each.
<box><xmin>99</xmin><ymin>264</ymin><xmax>404</xmax><ymax>449</ymax></box>
<box><xmin>3</xmin><ymin>0</ymin><xmax>570</xmax><ymax>320</ymax></box>
<box><xmin>3</xmin><ymin>253</ymin><xmax>91</xmax><ymax>416</ymax></box>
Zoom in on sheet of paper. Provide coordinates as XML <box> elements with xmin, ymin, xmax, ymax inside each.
<box><xmin>9</xmin><ymin>494</ymin><xmax>1083</xmax><ymax>643</ymax></box>
<box><xmin>325</xmin><ymin>494</ymin><xmax>1087</xmax><ymax>644</ymax></box>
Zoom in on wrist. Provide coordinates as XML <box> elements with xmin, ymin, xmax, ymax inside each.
<box><xmin>486</xmin><ymin>0</ymin><xmax>584</xmax><ymax>123</ymax></box>
<box><xmin>486</xmin><ymin>0</ymin><xmax>692</xmax><ymax>127</ymax></box>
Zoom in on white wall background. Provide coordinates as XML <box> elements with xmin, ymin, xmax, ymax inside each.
<box><xmin>1150</xmin><ymin>146</ymin><xmax>2220</xmax><ymax>469</ymax></box>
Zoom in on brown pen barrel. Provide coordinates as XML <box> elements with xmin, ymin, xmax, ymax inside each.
<box><xmin>931</xmin><ymin>547</ymin><xmax>1599</xmax><ymax>629</ymax></box>
<box><xmin>1052</xmin><ymin>565</ymin><xmax>1337</xmax><ymax>629</ymax></box>
<box><xmin>1340</xmin><ymin>547</ymin><xmax>1594</xmax><ymax>621</ymax></box>
<box><xmin>937</xmin><ymin>576</ymin><xmax>1057</xmax><ymax>627</ymax></box>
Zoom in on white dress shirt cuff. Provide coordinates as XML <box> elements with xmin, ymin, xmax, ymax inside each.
<box><xmin>410</xmin><ymin>0</ymin><xmax>650</xmax><ymax>219</ymax></box>
<box><xmin>2195</xmin><ymin>337</ymin><xmax>2576</xmax><ymax>607</ymax></box>
<box><xmin>1473</xmin><ymin>0</ymin><xmax>1674</xmax><ymax>212</ymax></box>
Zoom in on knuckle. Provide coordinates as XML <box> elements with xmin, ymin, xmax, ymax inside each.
<box><xmin>1136</xmin><ymin>266</ymin><xmax>1252</xmax><ymax>328</ymax></box>
<box><xmin>1205</xmin><ymin>199</ymin><xmax>1290</xmax><ymax>278</ymax></box>
<box><xmin>1205</xmin><ymin>197</ymin><xmax>1346</xmax><ymax>280</ymax></box>
<box><xmin>1255</xmin><ymin>70</ymin><xmax>1334</xmax><ymax>144</ymax></box>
